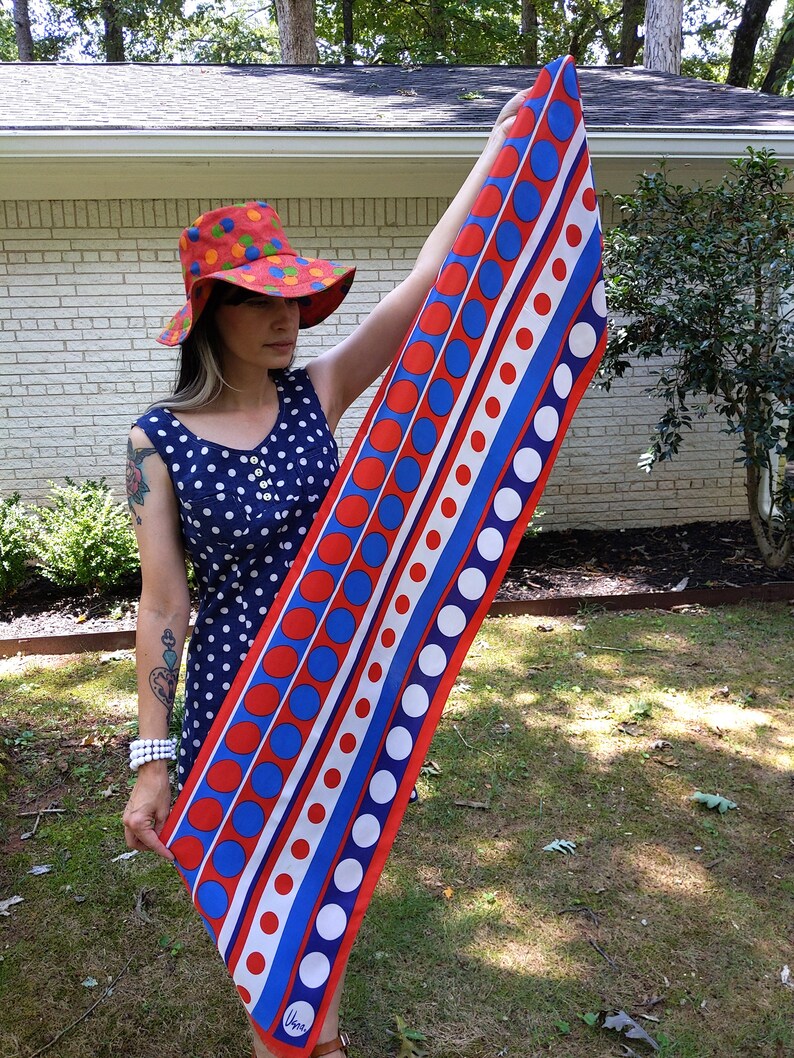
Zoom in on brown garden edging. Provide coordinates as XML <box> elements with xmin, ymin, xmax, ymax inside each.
<box><xmin>1</xmin><ymin>582</ymin><xmax>793</xmax><ymax>659</ymax></box>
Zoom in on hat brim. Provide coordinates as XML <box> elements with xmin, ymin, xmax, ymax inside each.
<box><xmin>156</xmin><ymin>256</ymin><xmax>356</xmax><ymax>347</ymax></box>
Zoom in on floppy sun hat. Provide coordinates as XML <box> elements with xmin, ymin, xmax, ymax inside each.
<box><xmin>156</xmin><ymin>201</ymin><xmax>356</xmax><ymax>346</ymax></box>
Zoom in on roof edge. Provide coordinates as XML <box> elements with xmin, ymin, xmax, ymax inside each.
<box><xmin>2</xmin><ymin>128</ymin><xmax>793</xmax><ymax>161</ymax></box>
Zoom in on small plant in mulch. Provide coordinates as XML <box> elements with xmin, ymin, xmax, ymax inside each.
<box><xmin>0</xmin><ymin>493</ymin><xmax>32</xmax><ymax>598</ymax></box>
<box><xmin>30</xmin><ymin>478</ymin><xmax>139</xmax><ymax>593</ymax></box>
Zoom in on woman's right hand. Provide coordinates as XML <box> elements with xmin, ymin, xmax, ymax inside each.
<box><xmin>122</xmin><ymin>762</ymin><xmax>175</xmax><ymax>861</ymax></box>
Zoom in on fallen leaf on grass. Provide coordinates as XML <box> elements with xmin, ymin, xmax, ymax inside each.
<box><xmin>134</xmin><ymin>888</ymin><xmax>155</xmax><ymax>924</ymax></box>
<box><xmin>782</xmin><ymin>965</ymin><xmax>794</xmax><ymax>990</ymax></box>
<box><xmin>82</xmin><ymin>977</ymin><xmax>98</xmax><ymax>988</ymax></box>
<box><xmin>388</xmin><ymin>1015</ymin><xmax>429</xmax><ymax>1058</ymax></box>
<box><xmin>650</xmin><ymin>740</ymin><xmax>671</xmax><ymax>750</ymax></box>
<box><xmin>100</xmin><ymin>784</ymin><xmax>118</xmax><ymax>798</ymax></box>
<box><xmin>0</xmin><ymin>895</ymin><xmax>23</xmax><ymax>916</ymax></box>
<box><xmin>691</xmin><ymin>791</ymin><xmax>738</xmax><ymax>814</ymax></box>
<box><xmin>710</xmin><ymin>686</ymin><xmax>731</xmax><ymax>699</ymax></box>
<box><xmin>80</xmin><ymin>734</ymin><xmax>108</xmax><ymax>747</ymax></box>
<box><xmin>617</xmin><ymin>723</ymin><xmax>642</xmax><ymax>737</ymax></box>
<box><xmin>543</xmin><ymin>839</ymin><xmax>577</xmax><ymax>855</ymax></box>
<box><xmin>419</xmin><ymin>759</ymin><xmax>441</xmax><ymax>776</ymax></box>
<box><xmin>601</xmin><ymin>1009</ymin><xmax>660</xmax><ymax>1051</ymax></box>
<box><xmin>652</xmin><ymin>756</ymin><xmax>679</xmax><ymax>768</ymax></box>
<box><xmin>536</xmin><ymin>623</ymin><xmax>555</xmax><ymax>632</ymax></box>
<box><xmin>441</xmin><ymin>886</ymin><xmax>454</xmax><ymax>901</ymax></box>
<box><xmin>28</xmin><ymin>865</ymin><xmax>53</xmax><ymax>875</ymax></box>
<box><xmin>111</xmin><ymin>850</ymin><xmax>139</xmax><ymax>862</ymax></box>
<box><xmin>453</xmin><ymin>799</ymin><xmax>489</xmax><ymax>809</ymax></box>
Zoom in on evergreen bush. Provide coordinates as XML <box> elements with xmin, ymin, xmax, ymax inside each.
<box><xmin>32</xmin><ymin>478</ymin><xmax>139</xmax><ymax>591</ymax></box>
<box><xmin>0</xmin><ymin>493</ymin><xmax>33</xmax><ymax>598</ymax></box>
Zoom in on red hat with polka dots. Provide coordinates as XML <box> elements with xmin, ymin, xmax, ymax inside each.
<box><xmin>157</xmin><ymin>201</ymin><xmax>356</xmax><ymax>346</ymax></box>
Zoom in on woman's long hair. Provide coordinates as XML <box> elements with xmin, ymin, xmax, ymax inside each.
<box><xmin>148</xmin><ymin>281</ymin><xmax>231</xmax><ymax>412</ymax></box>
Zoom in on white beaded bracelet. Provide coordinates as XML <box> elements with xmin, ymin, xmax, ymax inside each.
<box><xmin>129</xmin><ymin>737</ymin><xmax>177</xmax><ymax>771</ymax></box>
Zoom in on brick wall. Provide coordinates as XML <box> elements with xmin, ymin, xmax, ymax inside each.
<box><xmin>0</xmin><ymin>197</ymin><xmax>747</xmax><ymax>531</ymax></box>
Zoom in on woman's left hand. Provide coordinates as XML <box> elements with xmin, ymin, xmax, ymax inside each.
<box><xmin>487</xmin><ymin>87</ymin><xmax>534</xmax><ymax>150</ymax></box>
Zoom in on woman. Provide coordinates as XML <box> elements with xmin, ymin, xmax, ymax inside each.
<box><xmin>123</xmin><ymin>88</ymin><xmax>528</xmax><ymax>1058</ymax></box>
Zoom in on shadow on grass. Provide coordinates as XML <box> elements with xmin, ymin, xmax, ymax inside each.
<box><xmin>0</xmin><ymin>605</ymin><xmax>791</xmax><ymax>1058</ymax></box>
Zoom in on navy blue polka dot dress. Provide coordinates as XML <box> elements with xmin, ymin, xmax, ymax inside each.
<box><xmin>135</xmin><ymin>368</ymin><xmax>339</xmax><ymax>789</ymax></box>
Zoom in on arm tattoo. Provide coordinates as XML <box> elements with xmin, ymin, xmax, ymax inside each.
<box><xmin>126</xmin><ymin>438</ymin><xmax>157</xmax><ymax>524</ymax></box>
<box><xmin>149</xmin><ymin>628</ymin><xmax>179</xmax><ymax>726</ymax></box>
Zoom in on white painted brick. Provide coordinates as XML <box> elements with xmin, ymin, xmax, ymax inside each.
<box><xmin>1</xmin><ymin>195</ymin><xmax>750</xmax><ymax>521</ymax></box>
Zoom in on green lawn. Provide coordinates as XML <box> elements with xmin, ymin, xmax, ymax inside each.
<box><xmin>0</xmin><ymin>603</ymin><xmax>792</xmax><ymax>1058</ymax></box>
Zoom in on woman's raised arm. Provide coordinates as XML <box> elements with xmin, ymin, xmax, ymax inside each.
<box><xmin>308</xmin><ymin>86</ymin><xmax>532</xmax><ymax>430</ymax></box>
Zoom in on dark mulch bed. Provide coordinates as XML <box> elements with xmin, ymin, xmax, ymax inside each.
<box><xmin>501</xmin><ymin>518</ymin><xmax>794</xmax><ymax>600</ymax></box>
<box><xmin>1</xmin><ymin>519</ymin><xmax>791</xmax><ymax>641</ymax></box>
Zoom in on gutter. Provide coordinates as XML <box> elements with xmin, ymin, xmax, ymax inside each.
<box><xmin>3</xmin><ymin>128</ymin><xmax>794</xmax><ymax>161</ymax></box>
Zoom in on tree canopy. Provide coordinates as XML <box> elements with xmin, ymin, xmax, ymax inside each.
<box><xmin>601</xmin><ymin>150</ymin><xmax>794</xmax><ymax>568</ymax></box>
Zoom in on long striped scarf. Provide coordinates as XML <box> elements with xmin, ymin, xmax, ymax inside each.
<box><xmin>161</xmin><ymin>54</ymin><xmax>607</xmax><ymax>1058</ymax></box>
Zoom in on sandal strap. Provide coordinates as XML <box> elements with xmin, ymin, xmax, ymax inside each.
<box><xmin>311</xmin><ymin>1031</ymin><xmax>350</xmax><ymax>1057</ymax></box>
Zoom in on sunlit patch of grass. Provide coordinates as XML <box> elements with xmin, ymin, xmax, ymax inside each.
<box><xmin>0</xmin><ymin>604</ymin><xmax>792</xmax><ymax>1057</ymax></box>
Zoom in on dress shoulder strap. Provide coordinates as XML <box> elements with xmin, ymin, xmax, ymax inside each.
<box><xmin>132</xmin><ymin>406</ymin><xmax>184</xmax><ymax>463</ymax></box>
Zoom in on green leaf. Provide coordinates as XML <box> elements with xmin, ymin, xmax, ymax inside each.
<box><xmin>691</xmin><ymin>791</ymin><xmax>738</xmax><ymax>814</ymax></box>
<box><xmin>580</xmin><ymin>1011</ymin><xmax>599</xmax><ymax>1027</ymax></box>
<box><xmin>390</xmin><ymin>1015</ymin><xmax>429</xmax><ymax>1058</ymax></box>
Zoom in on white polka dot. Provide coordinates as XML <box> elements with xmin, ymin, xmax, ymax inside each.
<box><xmin>569</xmin><ymin>321</ymin><xmax>597</xmax><ymax>358</ymax></box>
<box><xmin>437</xmin><ymin>605</ymin><xmax>466</xmax><ymax>637</ymax></box>
<box><xmin>402</xmin><ymin>685</ymin><xmax>429</xmax><ymax>717</ymax></box>
<box><xmin>299</xmin><ymin>951</ymin><xmax>330</xmax><ymax>989</ymax></box>
<box><xmin>553</xmin><ymin>363</ymin><xmax>573</xmax><ymax>399</ymax></box>
<box><xmin>369</xmin><ymin>769</ymin><xmax>397</xmax><ymax>804</ymax></box>
<box><xmin>494</xmin><ymin>487</ymin><xmax>522</xmax><ymax>521</ymax></box>
<box><xmin>418</xmin><ymin>644</ymin><xmax>446</xmax><ymax>677</ymax></box>
<box><xmin>386</xmin><ymin>726</ymin><xmax>413</xmax><ymax>760</ymax></box>
<box><xmin>458</xmin><ymin>567</ymin><xmax>487</xmax><ymax>600</ymax></box>
<box><xmin>592</xmin><ymin>279</ymin><xmax>607</xmax><ymax>318</ymax></box>
<box><xmin>533</xmin><ymin>406</ymin><xmax>559</xmax><ymax>442</ymax></box>
<box><xmin>352</xmin><ymin>813</ymin><xmax>381</xmax><ymax>847</ymax></box>
<box><xmin>316</xmin><ymin>903</ymin><xmax>347</xmax><ymax>941</ymax></box>
<box><xmin>477</xmin><ymin>527</ymin><xmax>504</xmax><ymax>562</ymax></box>
<box><xmin>513</xmin><ymin>447</ymin><xmax>542</xmax><ymax>483</ymax></box>
<box><xmin>282</xmin><ymin>1001</ymin><xmax>315</xmax><ymax>1038</ymax></box>
<box><xmin>334</xmin><ymin>858</ymin><xmax>363</xmax><ymax>892</ymax></box>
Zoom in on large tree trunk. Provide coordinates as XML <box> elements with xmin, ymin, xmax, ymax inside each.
<box><xmin>428</xmin><ymin>0</ymin><xmax>447</xmax><ymax>57</ymax></box>
<box><xmin>274</xmin><ymin>0</ymin><xmax>318</xmax><ymax>63</ymax></box>
<box><xmin>12</xmin><ymin>0</ymin><xmax>35</xmax><ymax>61</ymax></box>
<box><xmin>620</xmin><ymin>0</ymin><xmax>644</xmax><ymax>66</ymax></box>
<box><xmin>761</xmin><ymin>16</ymin><xmax>794</xmax><ymax>93</ymax></box>
<box><xmin>727</xmin><ymin>0</ymin><xmax>773</xmax><ymax>86</ymax></box>
<box><xmin>521</xmin><ymin>0</ymin><xmax>538</xmax><ymax>65</ymax></box>
<box><xmin>101</xmin><ymin>0</ymin><xmax>125</xmax><ymax>61</ymax></box>
<box><xmin>644</xmin><ymin>0</ymin><xmax>683</xmax><ymax>73</ymax></box>
<box><xmin>341</xmin><ymin>0</ymin><xmax>354</xmax><ymax>64</ymax></box>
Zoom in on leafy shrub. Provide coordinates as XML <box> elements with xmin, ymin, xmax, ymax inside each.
<box><xmin>0</xmin><ymin>493</ymin><xmax>33</xmax><ymax>597</ymax></box>
<box><xmin>32</xmin><ymin>478</ymin><xmax>139</xmax><ymax>591</ymax></box>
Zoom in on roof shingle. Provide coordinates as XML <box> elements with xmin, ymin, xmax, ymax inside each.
<box><xmin>2</xmin><ymin>62</ymin><xmax>793</xmax><ymax>132</ymax></box>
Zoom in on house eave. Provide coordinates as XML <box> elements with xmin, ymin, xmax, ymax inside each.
<box><xmin>3</xmin><ymin>127</ymin><xmax>793</xmax><ymax>160</ymax></box>
<box><xmin>3</xmin><ymin>127</ymin><xmax>792</xmax><ymax>201</ymax></box>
